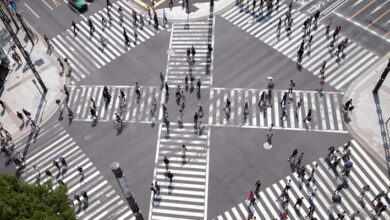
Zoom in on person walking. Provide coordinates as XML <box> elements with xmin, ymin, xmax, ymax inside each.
<box><xmin>77</xmin><ymin>166</ymin><xmax>84</xmax><ymax>177</ymax></box>
<box><xmin>276</xmin><ymin>18</ymin><xmax>282</xmax><ymax>34</ymax></box>
<box><xmin>372</xmin><ymin>191</ymin><xmax>386</xmax><ymax>203</ymax></box>
<box><xmin>151</xmin><ymin>182</ymin><xmax>157</xmax><ymax>197</ymax></box>
<box><xmin>288</xmin><ymin>148</ymin><xmax>298</xmax><ymax>162</ymax></box>
<box><xmin>255</xmin><ymin>180</ymin><xmax>261</xmax><ymax>196</ymax></box>
<box><xmin>81</xmin><ymin>190</ymin><xmax>88</xmax><ymax>200</ymax></box>
<box><xmin>181</xmin><ymin>91</ymin><xmax>185</xmax><ymax>106</ymax></box>
<box><xmin>182</xmin><ymin>144</ymin><xmax>186</xmax><ymax>157</ymax></box>
<box><xmin>59</xmin><ymin>156</ymin><xmax>68</xmax><ymax>168</ymax></box>
<box><xmin>303</xmin><ymin>109</ymin><xmax>311</xmax><ymax>123</ymax></box>
<box><xmin>53</xmin><ymin>160</ymin><xmax>61</xmax><ymax>171</ymax></box>
<box><xmin>88</xmin><ymin>19</ymin><xmax>95</xmax><ymax>35</ymax></box>
<box><xmin>45</xmin><ymin>169</ymin><xmax>54</xmax><ymax>179</ymax></box>
<box><xmin>333</xmin><ymin>183</ymin><xmax>344</xmax><ymax>194</ymax></box>
<box><xmin>165</xmin><ymin>119</ymin><xmax>170</xmax><ymax>134</ymax></box>
<box><xmin>90</xmin><ymin>107</ymin><xmax>97</xmax><ymax>119</ymax></box>
<box><xmin>178</xmin><ymin>109</ymin><xmax>183</xmax><ymax>123</ymax></box>
<box><xmin>313</xmin><ymin>10</ymin><xmax>320</xmax><ymax>26</ymax></box>
<box><xmin>0</xmin><ymin>100</ymin><xmax>5</xmax><ymax>110</ymax></box>
<box><xmin>350</xmin><ymin>210</ymin><xmax>360</xmax><ymax>219</ymax></box>
<box><xmin>74</xmin><ymin>194</ymin><xmax>81</xmax><ymax>203</ymax></box>
<box><xmin>295</xmin><ymin>152</ymin><xmax>304</xmax><ymax>169</ymax></box>
<box><xmin>160</xmin><ymin>72</ymin><xmax>164</xmax><ymax>85</ymax></box>
<box><xmin>294</xmin><ymin>197</ymin><xmax>303</xmax><ymax>210</ymax></box>
<box><xmin>33</xmin><ymin>164</ymin><xmax>40</xmax><ymax>175</ymax></box>
<box><xmin>72</xmin><ymin>21</ymin><xmax>79</xmax><ymax>35</ymax></box>
<box><xmin>280</xmin><ymin>92</ymin><xmax>287</xmax><ymax>106</ymax></box>
<box><xmin>17</xmin><ymin>111</ymin><xmax>24</xmax><ymax>121</ymax></box>
<box><xmin>280</xmin><ymin>106</ymin><xmax>287</xmax><ymax>121</ymax></box>
<box><xmin>224</xmin><ymin>98</ymin><xmax>231</xmax><ymax>113</ymax></box>
<box><xmin>307</xmin><ymin>205</ymin><xmax>315</xmax><ymax>218</ymax></box>
<box><xmin>118</xmin><ymin>6</ymin><xmax>124</xmax><ymax>23</ymax></box>
<box><xmin>191</xmin><ymin>45</ymin><xmax>196</xmax><ymax>59</ymax></box>
<box><xmin>135</xmin><ymin>82</ymin><xmax>141</xmax><ymax>98</ymax></box>
<box><xmin>164</xmin><ymin>156</ymin><xmax>169</xmax><ymax>170</ymax></box>
<box><xmin>295</xmin><ymin>98</ymin><xmax>302</xmax><ymax>113</ymax></box>
<box><xmin>155</xmin><ymin>181</ymin><xmax>160</xmax><ymax>195</ymax></box>
<box><xmin>165</xmin><ymin>82</ymin><xmax>169</xmax><ymax>95</ymax></box>
<box><xmin>123</xmin><ymin>28</ymin><xmax>130</xmax><ymax>46</ymax></box>
<box><xmin>167</xmin><ymin>171</ymin><xmax>173</xmax><ymax>182</ymax></box>
<box><xmin>306</xmin><ymin>35</ymin><xmax>313</xmax><ymax>50</ymax></box>
<box><xmin>288</xmin><ymin>80</ymin><xmax>295</xmax><ymax>94</ymax></box>
<box><xmin>197</xmin><ymin>78</ymin><xmax>201</xmax><ymax>91</ymax></box>
<box><xmin>194</xmin><ymin>112</ymin><xmax>199</xmax><ymax>124</ymax></box>
<box><xmin>22</xmin><ymin>109</ymin><xmax>31</xmax><ymax>119</ymax></box>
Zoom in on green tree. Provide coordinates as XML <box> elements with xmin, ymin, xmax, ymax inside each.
<box><xmin>0</xmin><ymin>174</ymin><xmax>75</xmax><ymax>220</ymax></box>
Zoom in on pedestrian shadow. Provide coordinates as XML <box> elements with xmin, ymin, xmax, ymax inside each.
<box><xmin>197</xmin><ymin>90</ymin><xmax>201</xmax><ymax>99</ymax></box>
<box><xmin>342</xmin><ymin>111</ymin><xmax>351</xmax><ymax>124</ymax></box>
<box><xmin>190</xmin><ymin>85</ymin><xmax>195</xmax><ymax>94</ymax></box>
<box><xmin>165</xmin><ymin>93</ymin><xmax>169</xmax><ymax>104</ymax></box>
<box><xmin>181</xmin><ymin>156</ymin><xmax>187</xmax><ymax>165</ymax></box>
<box><xmin>289</xmin><ymin>160</ymin><xmax>295</xmax><ymax>172</ymax></box>
<box><xmin>373</xmin><ymin>94</ymin><xmax>390</xmax><ymax>175</ymax></box>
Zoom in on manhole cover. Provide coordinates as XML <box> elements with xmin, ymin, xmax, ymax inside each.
<box><xmin>167</xmin><ymin>49</ymin><xmax>175</xmax><ymax>56</ymax></box>
<box><xmin>263</xmin><ymin>142</ymin><xmax>272</xmax><ymax>150</ymax></box>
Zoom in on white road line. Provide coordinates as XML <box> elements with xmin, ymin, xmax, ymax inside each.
<box><xmin>24</xmin><ymin>3</ymin><xmax>40</xmax><ymax>18</ymax></box>
<box><xmin>41</xmin><ymin>0</ymin><xmax>53</xmax><ymax>10</ymax></box>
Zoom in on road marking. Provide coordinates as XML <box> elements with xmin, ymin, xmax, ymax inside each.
<box><xmin>366</xmin><ymin>9</ymin><xmax>390</xmax><ymax>28</ymax></box>
<box><xmin>334</xmin><ymin>11</ymin><xmax>390</xmax><ymax>43</ymax></box>
<box><xmin>52</xmin><ymin>0</ymin><xmax>61</xmax><ymax>7</ymax></box>
<box><xmin>42</xmin><ymin>0</ymin><xmax>53</xmax><ymax>10</ymax></box>
<box><xmin>350</xmin><ymin>0</ymin><xmax>376</xmax><ymax>19</ymax></box>
<box><xmin>24</xmin><ymin>3</ymin><xmax>40</xmax><ymax>18</ymax></box>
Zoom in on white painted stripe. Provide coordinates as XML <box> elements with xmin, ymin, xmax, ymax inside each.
<box><xmin>309</xmin><ymin>93</ymin><xmax>317</xmax><ymax>129</ymax></box>
<box><xmin>152</xmin><ymin>208</ymin><xmax>203</xmax><ymax>217</ymax></box>
<box><xmin>252</xmin><ymin>90</ymin><xmax>257</xmax><ymax>126</ymax></box>
<box><xmin>325</xmin><ymin>93</ymin><xmax>335</xmax><ymax>130</ymax></box>
<box><xmin>216</xmin><ymin>89</ymin><xmax>221</xmax><ymax>125</ymax></box>
<box><xmin>232</xmin><ymin>207</ymin><xmax>242</xmax><ymax>220</ymax></box>
<box><xmin>273</xmin><ymin>92</ymin><xmax>279</xmax><ymax>127</ymax></box>
<box><xmin>317</xmin><ymin>93</ymin><xmax>327</xmax><ymax>130</ymax></box>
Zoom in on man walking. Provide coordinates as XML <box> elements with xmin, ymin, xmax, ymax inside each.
<box><xmin>164</xmin><ymin>156</ymin><xmax>169</xmax><ymax>170</ymax></box>
<box><xmin>88</xmin><ymin>19</ymin><xmax>95</xmax><ymax>35</ymax></box>
<box><xmin>72</xmin><ymin>21</ymin><xmax>79</xmax><ymax>35</ymax></box>
<box><xmin>53</xmin><ymin>160</ymin><xmax>61</xmax><ymax>171</ymax></box>
<box><xmin>255</xmin><ymin>180</ymin><xmax>261</xmax><ymax>196</ymax></box>
<box><xmin>123</xmin><ymin>28</ymin><xmax>130</xmax><ymax>46</ymax></box>
<box><xmin>197</xmin><ymin>78</ymin><xmax>201</xmax><ymax>91</ymax></box>
<box><xmin>288</xmin><ymin>148</ymin><xmax>298</xmax><ymax>162</ymax></box>
<box><xmin>59</xmin><ymin>156</ymin><xmax>68</xmax><ymax>168</ymax></box>
<box><xmin>224</xmin><ymin>98</ymin><xmax>231</xmax><ymax>113</ymax></box>
<box><xmin>167</xmin><ymin>171</ymin><xmax>173</xmax><ymax>182</ymax></box>
<box><xmin>294</xmin><ymin>197</ymin><xmax>303</xmax><ymax>210</ymax></box>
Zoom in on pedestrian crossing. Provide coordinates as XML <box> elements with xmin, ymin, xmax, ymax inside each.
<box><xmin>221</xmin><ymin>2</ymin><xmax>379</xmax><ymax>91</ymax></box>
<box><xmin>149</xmin><ymin>122</ymin><xmax>210</xmax><ymax>220</ymax></box>
<box><xmin>51</xmin><ymin>0</ymin><xmax>165</xmax><ymax>84</ymax></box>
<box><xmin>209</xmin><ymin>88</ymin><xmax>346</xmax><ymax>132</ymax></box>
<box><xmin>12</xmin><ymin>123</ymin><xmax>134</xmax><ymax>220</ymax></box>
<box><xmin>214</xmin><ymin>140</ymin><xmax>390</xmax><ymax>220</ymax></box>
<box><xmin>66</xmin><ymin>85</ymin><xmax>161</xmax><ymax>122</ymax></box>
<box><xmin>166</xmin><ymin>18</ymin><xmax>215</xmax><ymax>88</ymax></box>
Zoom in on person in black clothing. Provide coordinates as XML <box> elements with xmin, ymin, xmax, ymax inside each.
<box><xmin>72</xmin><ymin>21</ymin><xmax>79</xmax><ymax>35</ymax></box>
<box><xmin>164</xmin><ymin>156</ymin><xmax>169</xmax><ymax>170</ymax></box>
<box><xmin>197</xmin><ymin>79</ymin><xmax>201</xmax><ymax>91</ymax></box>
<box><xmin>288</xmin><ymin>148</ymin><xmax>298</xmax><ymax>162</ymax></box>
<box><xmin>255</xmin><ymin>180</ymin><xmax>261</xmax><ymax>195</ymax></box>
<box><xmin>167</xmin><ymin>171</ymin><xmax>173</xmax><ymax>182</ymax></box>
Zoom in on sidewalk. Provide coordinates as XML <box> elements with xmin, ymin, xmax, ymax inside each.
<box><xmin>345</xmin><ymin>52</ymin><xmax>390</xmax><ymax>171</ymax></box>
<box><xmin>0</xmin><ymin>23</ymin><xmax>66</xmax><ymax>143</ymax></box>
<box><xmin>153</xmin><ymin>0</ymin><xmax>236</xmax><ymax>22</ymax></box>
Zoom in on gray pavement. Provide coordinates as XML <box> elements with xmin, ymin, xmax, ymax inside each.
<box><xmin>2</xmin><ymin>0</ymin><xmax>390</xmax><ymax>219</ymax></box>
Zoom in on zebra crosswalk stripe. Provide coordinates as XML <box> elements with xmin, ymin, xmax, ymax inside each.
<box><xmin>221</xmin><ymin>3</ymin><xmax>379</xmax><ymax>90</ymax></box>
<box><xmin>50</xmin><ymin>0</ymin><xmax>162</xmax><ymax>83</ymax></box>
<box><xmin>11</xmin><ymin>123</ymin><xmax>134</xmax><ymax>219</ymax></box>
<box><xmin>209</xmin><ymin>88</ymin><xmax>345</xmax><ymax>132</ymax></box>
<box><xmin>215</xmin><ymin>140</ymin><xmax>390</xmax><ymax>220</ymax></box>
<box><xmin>67</xmin><ymin>85</ymin><xmax>160</xmax><ymax>122</ymax></box>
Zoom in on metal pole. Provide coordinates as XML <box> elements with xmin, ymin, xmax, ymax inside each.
<box><xmin>15</xmin><ymin>13</ymin><xmax>34</xmax><ymax>45</ymax></box>
<box><xmin>0</xmin><ymin>7</ymin><xmax>47</xmax><ymax>91</ymax></box>
<box><xmin>373</xmin><ymin>58</ymin><xmax>390</xmax><ymax>94</ymax></box>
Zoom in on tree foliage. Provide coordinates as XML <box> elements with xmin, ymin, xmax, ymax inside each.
<box><xmin>0</xmin><ymin>174</ymin><xmax>75</xmax><ymax>220</ymax></box>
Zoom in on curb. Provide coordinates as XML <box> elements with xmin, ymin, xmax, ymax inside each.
<box><xmin>10</xmin><ymin>23</ymin><xmax>69</xmax><ymax>145</ymax></box>
<box><xmin>343</xmin><ymin>52</ymin><xmax>390</xmax><ymax>169</ymax></box>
